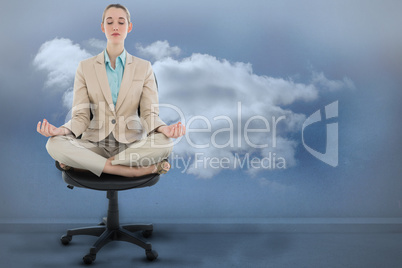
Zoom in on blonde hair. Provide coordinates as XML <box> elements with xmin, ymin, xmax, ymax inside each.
<box><xmin>102</xmin><ymin>4</ymin><xmax>131</xmax><ymax>23</ymax></box>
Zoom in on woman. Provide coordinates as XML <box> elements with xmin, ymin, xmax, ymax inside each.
<box><xmin>37</xmin><ymin>4</ymin><xmax>185</xmax><ymax>177</ymax></box>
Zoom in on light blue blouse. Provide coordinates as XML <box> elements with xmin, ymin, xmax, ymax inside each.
<box><xmin>104</xmin><ymin>49</ymin><xmax>126</xmax><ymax>106</ymax></box>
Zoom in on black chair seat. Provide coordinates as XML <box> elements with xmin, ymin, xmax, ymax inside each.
<box><xmin>62</xmin><ymin>170</ymin><xmax>160</xmax><ymax>191</ymax></box>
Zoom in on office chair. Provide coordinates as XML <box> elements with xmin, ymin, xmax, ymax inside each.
<box><xmin>59</xmin><ymin>166</ymin><xmax>160</xmax><ymax>264</ymax></box>
<box><xmin>58</xmin><ymin>73</ymin><xmax>163</xmax><ymax>264</ymax></box>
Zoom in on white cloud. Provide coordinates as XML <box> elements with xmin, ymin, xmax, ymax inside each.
<box><xmin>150</xmin><ymin>42</ymin><xmax>354</xmax><ymax>178</ymax></box>
<box><xmin>82</xmin><ymin>38</ymin><xmax>107</xmax><ymax>55</ymax></box>
<box><xmin>312</xmin><ymin>71</ymin><xmax>356</xmax><ymax>91</ymax></box>
<box><xmin>33</xmin><ymin>38</ymin><xmax>92</xmax><ymax>91</ymax></box>
<box><xmin>62</xmin><ymin>89</ymin><xmax>74</xmax><ymax>111</ymax></box>
<box><xmin>136</xmin><ymin>40</ymin><xmax>181</xmax><ymax>61</ymax></box>
<box><xmin>33</xmin><ymin>38</ymin><xmax>106</xmax><ymax>109</ymax></box>
<box><xmin>33</xmin><ymin>39</ymin><xmax>354</xmax><ymax>179</ymax></box>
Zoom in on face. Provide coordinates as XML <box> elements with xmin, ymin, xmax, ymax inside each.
<box><xmin>101</xmin><ymin>7</ymin><xmax>132</xmax><ymax>44</ymax></box>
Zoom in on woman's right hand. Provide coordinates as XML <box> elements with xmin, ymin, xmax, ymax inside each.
<box><xmin>37</xmin><ymin>119</ymin><xmax>68</xmax><ymax>137</ymax></box>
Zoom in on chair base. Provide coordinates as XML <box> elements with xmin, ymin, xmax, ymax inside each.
<box><xmin>60</xmin><ymin>190</ymin><xmax>158</xmax><ymax>264</ymax></box>
<box><xmin>61</xmin><ymin>223</ymin><xmax>158</xmax><ymax>264</ymax></box>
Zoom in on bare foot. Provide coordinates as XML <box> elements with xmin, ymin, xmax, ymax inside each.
<box><xmin>58</xmin><ymin>162</ymin><xmax>88</xmax><ymax>173</ymax></box>
<box><xmin>58</xmin><ymin>162</ymin><xmax>72</xmax><ymax>171</ymax></box>
<box><xmin>154</xmin><ymin>160</ymin><xmax>171</xmax><ymax>174</ymax></box>
<box><xmin>103</xmin><ymin>157</ymin><xmax>167</xmax><ymax>177</ymax></box>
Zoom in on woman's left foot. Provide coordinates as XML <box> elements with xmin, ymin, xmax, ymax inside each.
<box><xmin>155</xmin><ymin>160</ymin><xmax>171</xmax><ymax>174</ymax></box>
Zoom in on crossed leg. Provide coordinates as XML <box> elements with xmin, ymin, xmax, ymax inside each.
<box><xmin>46</xmin><ymin>133</ymin><xmax>173</xmax><ymax>177</ymax></box>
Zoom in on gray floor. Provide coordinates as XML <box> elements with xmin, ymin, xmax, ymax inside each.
<box><xmin>1</xmin><ymin>223</ymin><xmax>402</xmax><ymax>268</ymax></box>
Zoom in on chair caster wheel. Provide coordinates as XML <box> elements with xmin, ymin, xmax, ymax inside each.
<box><xmin>146</xmin><ymin>249</ymin><xmax>158</xmax><ymax>261</ymax></box>
<box><xmin>60</xmin><ymin>235</ymin><xmax>72</xmax><ymax>245</ymax></box>
<box><xmin>142</xmin><ymin>230</ymin><xmax>153</xmax><ymax>238</ymax></box>
<box><xmin>83</xmin><ymin>254</ymin><xmax>96</xmax><ymax>265</ymax></box>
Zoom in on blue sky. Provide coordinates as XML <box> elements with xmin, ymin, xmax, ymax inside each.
<box><xmin>0</xmin><ymin>0</ymin><xmax>401</xmax><ymax>223</ymax></box>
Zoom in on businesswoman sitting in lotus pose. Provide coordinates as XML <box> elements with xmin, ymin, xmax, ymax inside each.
<box><xmin>37</xmin><ymin>4</ymin><xmax>185</xmax><ymax>177</ymax></box>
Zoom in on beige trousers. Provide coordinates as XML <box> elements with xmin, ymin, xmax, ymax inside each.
<box><xmin>46</xmin><ymin>132</ymin><xmax>173</xmax><ymax>177</ymax></box>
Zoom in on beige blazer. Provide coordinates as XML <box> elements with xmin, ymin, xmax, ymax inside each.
<box><xmin>63</xmin><ymin>51</ymin><xmax>166</xmax><ymax>144</ymax></box>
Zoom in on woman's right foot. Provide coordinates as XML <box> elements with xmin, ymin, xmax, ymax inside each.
<box><xmin>55</xmin><ymin>161</ymin><xmax>71</xmax><ymax>171</ymax></box>
<box><xmin>55</xmin><ymin>161</ymin><xmax>88</xmax><ymax>173</ymax></box>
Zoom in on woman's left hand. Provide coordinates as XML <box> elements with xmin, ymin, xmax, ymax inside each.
<box><xmin>157</xmin><ymin>122</ymin><xmax>186</xmax><ymax>138</ymax></box>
